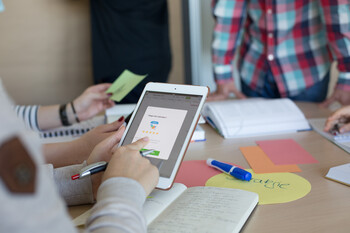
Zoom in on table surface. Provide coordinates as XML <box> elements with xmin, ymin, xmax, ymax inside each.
<box><xmin>69</xmin><ymin>102</ymin><xmax>350</xmax><ymax>233</ymax></box>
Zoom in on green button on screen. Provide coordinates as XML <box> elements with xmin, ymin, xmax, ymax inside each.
<box><xmin>140</xmin><ymin>149</ymin><xmax>160</xmax><ymax>156</ymax></box>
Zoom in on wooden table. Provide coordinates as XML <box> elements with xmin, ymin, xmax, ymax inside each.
<box><xmin>70</xmin><ymin>102</ymin><xmax>350</xmax><ymax>233</ymax></box>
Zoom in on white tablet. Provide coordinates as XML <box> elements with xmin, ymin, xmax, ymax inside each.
<box><xmin>119</xmin><ymin>82</ymin><xmax>209</xmax><ymax>189</ymax></box>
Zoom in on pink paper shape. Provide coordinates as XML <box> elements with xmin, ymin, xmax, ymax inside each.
<box><xmin>174</xmin><ymin>160</ymin><xmax>241</xmax><ymax>187</ymax></box>
<box><xmin>256</xmin><ymin>139</ymin><xmax>318</xmax><ymax>165</ymax></box>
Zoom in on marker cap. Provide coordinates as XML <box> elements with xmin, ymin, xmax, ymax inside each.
<box><xmin>230</xmin><ymin>168</ymin><xmax>252</xmax><ymax>181</ymax></box>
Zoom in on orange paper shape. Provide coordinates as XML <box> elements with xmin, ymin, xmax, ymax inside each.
<box><xmin>240</xmin><ymin>146</ymin><xmax>301</xmax><ymax>173</ymax></box>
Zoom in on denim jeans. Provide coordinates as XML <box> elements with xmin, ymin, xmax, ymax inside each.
<box><xmin>241</xmin><ymin>67</ymin><xmax>330</xmax><ymax>102</ymax></box>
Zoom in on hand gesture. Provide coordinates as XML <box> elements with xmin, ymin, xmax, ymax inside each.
<box><xmin>207</xmin><ymin>80</ymin><xmax>246</xmax><ymax>101</ymax></box>
<box><xmin>103</xmin><ymin>137</ymin><xmax>159</xmax><ymax>196</ymax></box>
<box><xmin>324</xmin><ymin>105</ymin><xmax>350</xmax><ymax>133</ymax></box>
<box><xmin>73</xmin><ymin>84</ymin><xmax>115</xmax><ymax>121</ymax></box>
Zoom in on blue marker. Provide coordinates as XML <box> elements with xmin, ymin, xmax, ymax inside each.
<box><xmin>207</xmin><ymin>158</ymin><xmax>252</xmax><ymax>181</ymax></box>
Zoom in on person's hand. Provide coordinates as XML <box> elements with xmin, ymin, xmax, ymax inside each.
<box><xmin>73</xmin><ymin>83</ymin><xmax>115</xmax><ymax>121</ymax></box>
<box><xmin>207</xmin><ymin>80</ymin><xmax>246</xmax><ymax>101</ymax></box>
<box><xmin>77</xmin><ymin>117</ymin><xmax>125</xmax><ymax>161</ymax></box>
<box><xmin>320</xmin><ymin>88</ymin><xmax>350</xmax><ymax>108</ymax></box>
<box><xmin>86</xmin><ymin>127</ymin><xmax>125</xmax><ymax>199</ymax></box>
<box><xmin>102</xmin><ymin>137</ymin><xmax>159</xmax><ymax>196</ymax></box>
<box><xmin>324</xmin><ymin>105</ymin><xmax>350</xmax><ymax>133</ymax></box>
<box><xmin>87</xmin><ymin>125</ymin><xmax>126</xmax><ymax>165</ymax></box>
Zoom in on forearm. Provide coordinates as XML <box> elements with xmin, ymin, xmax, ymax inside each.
<box><xmin>43</xmin><ymin>139</ymin><xmax>90</xmax><ymax>168</ymax></box>
<box><xmin>38</xmin><ymin>103</ymin><xmax>79</xmax><ymax>130</ymax></box>
<box><xmin>86</xmin><ymin>178</ymin><xmax>147</xmax><ymax>233</ymax></box>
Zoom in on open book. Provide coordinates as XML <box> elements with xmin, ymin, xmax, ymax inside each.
<box><xmin>74</xmin><ymin>183</ymin><xmax>258</xmax><ymax>233</ymax></box>
<box><xmin>202</xmin><ymin>98</ymin><xmax>310</xmax><ymax>138</ymax></box>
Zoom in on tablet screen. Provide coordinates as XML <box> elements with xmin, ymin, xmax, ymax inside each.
<box><xmin>121</xmin><ymin>91</ymin><xmax>202</xmax><ymax>178</ymax></box>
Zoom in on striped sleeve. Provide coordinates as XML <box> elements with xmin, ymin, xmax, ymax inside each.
<box><xmin>14</xmin><ymin>105</ymin><xmax>41</xmax><ymax>131</ymax></box>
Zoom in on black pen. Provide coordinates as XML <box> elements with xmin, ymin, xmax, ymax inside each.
<box><xmin>71</xmin><ymin>149</ymin><xmax>155</xmax><ymax>180</ymax></box>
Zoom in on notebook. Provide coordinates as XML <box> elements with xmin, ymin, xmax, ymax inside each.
<box><xmin>308</xmin><ymin>118</ymin><xmax>350</xmax><ymax>154</ymax></box>
<box><xmin>39</xmin><ymin>116</ymin><xmax>105</xmax><ymax>143</ymax></box>
<box><xmin>191</xmin><ymin>125</ymin><xmax>206</xmax><ymax>142</ymax></box>
<box><xmin>202</xmin><ymin>98</ymin><xmax>310</xmax><ymax>139</ymax></box>
<box><xmin>73</xmin><ymin>183</ymin><xmax>258</xmax><ymax>233</ymax></box>
<box><xmin>325</xmin><ymin>163</ymin><xmax>350</xmax><ymax>186</ymax></box>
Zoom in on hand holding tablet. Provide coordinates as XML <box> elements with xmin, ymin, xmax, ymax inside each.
<box><xmin>119</xmin><ymin>82</ymin><xmax>209</xmax><ymax>189</ymax></box>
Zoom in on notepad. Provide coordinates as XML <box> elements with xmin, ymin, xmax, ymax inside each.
<box><xmin>325</xmin><ymin>163</ymin><xmax>350</xmax><ymax>186</ymax></box>
<box><xmin>191</xmin><ymin>125</ymin><xmax>206</xmax><ymax>142</ymax></box>
<box><xmin>106</xmin><ymin>69</ymin><xmax>147</xmax><ymax>102</ymax></box>
<box><xmin>74</xmin><ymin>183</ymin><xmax>258</xmax><ymax>233</ymax></box>
<box><xmin>202</xmin><ymin>98</ymin><xmax>310</xmax><ymax>139</ymax></box>
<box><xmin>309</xmin><ymin>118</ymin><xmax>350</xmax><ymax>154</ymax></box>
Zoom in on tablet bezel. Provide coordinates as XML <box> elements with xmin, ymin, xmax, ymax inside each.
<box><xmin>118</xmin><ymin>82</ymin><xmax>209</xmax><ymax>190</ymax></box>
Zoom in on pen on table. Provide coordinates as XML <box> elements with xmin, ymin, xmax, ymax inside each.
<box><xmin>206</xmin><ymin>158</ymin><xmax>252</xmax><ymax>181</ymax></box>
<box><xmin>71</xmin><ymin>149</ymin><xmax>155</xmax><ymax>180</ymax></box>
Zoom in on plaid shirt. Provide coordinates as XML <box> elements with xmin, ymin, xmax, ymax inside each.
<box><xmin>212</xmin><ymin>0</ymin><xmax>350</xmax><ymax>97</ymax></box>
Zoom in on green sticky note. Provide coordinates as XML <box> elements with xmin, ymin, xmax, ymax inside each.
<box><xmin>106</xmin><ymin>69</ymin><xmax>147</xmax><ymax>102</ymax></box>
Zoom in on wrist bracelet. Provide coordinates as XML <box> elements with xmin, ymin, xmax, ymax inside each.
<box><xmin>70</xmin><ymin>101</ymin><xmax>80</xmax><ymax>123</ymax></box>
<box><xmin>59</xmin><ymin>104</ymin><xmax>71</xmax><ymax>126</ymax></box>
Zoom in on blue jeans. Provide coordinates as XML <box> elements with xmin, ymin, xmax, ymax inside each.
<box><xmin>241</xmin><ymin>67</ymin><xmax>330</xmax><ymax>102</ymax></box>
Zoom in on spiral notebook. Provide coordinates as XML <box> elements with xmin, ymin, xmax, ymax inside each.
<box><xmin>38</xmin><ymin>116</ymin><xmax>105</xmax><ymax>143</ymax></box>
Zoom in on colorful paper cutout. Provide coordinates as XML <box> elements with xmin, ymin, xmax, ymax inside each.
<box><xmin>174</xmin><ymin>160</ymin><xmax>241</xmax><ymax>187</ymax></box>
<box><xmin>256</xmin><ymin>139</ymin><xmax>318</xmax><ymax>165</ymax></box>
<box><xmin>240</xmin><ymin>146</ymin><xmax>301</xmax><ymax>173</ymax></box>
<box><xmin>206</xmin><ymin>169</ymin><xmax>311</xmax><ymax>205</ymax></box>
<box><xmin>106</xmin><ymin>69</ymin><xmax>147</xmax><ymax>102</ymax></box>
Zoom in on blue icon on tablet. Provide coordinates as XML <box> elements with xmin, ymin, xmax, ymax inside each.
<box><xmin>150</xmin><ymin>121</ymin><xmax>159</xmax><ymax>129</ymax></box>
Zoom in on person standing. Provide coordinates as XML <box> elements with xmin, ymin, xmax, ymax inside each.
<box><xmin>208</xmin><ymin>0</ymin><xmax>350</xmax><ymax>107</ymax></box>
<box><xmin>90</xmin><ymin>0</ymin><xmax>172</xmax><ymax>103</ymax></box>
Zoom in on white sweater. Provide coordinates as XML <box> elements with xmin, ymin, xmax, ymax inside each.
<box><xmin>0</xmin><ymin>80</ymin><xmax>147</xmax><ymax>233</ymax></box>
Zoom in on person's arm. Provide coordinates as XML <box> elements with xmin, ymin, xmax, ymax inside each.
<box><xmin>51</xmin><ymin>135</ymin><xmax>158</xmax><ymax>232</ymax></box>
<box><xmin>86</xmin><ymin>137</ymin><xmax>159</xmax><ymax>232</ymax></box>
<box><xmin>15</xmin><ymin>83</ymin><xmax>114</xmax><ymax>131</ymax></box>
<box><xmin>319</xmin><ymin>0</ymin><xmax>350</xmax><ymax>107</ymax></box>
<box><xmin>324</xmin><ymin>105</ymin><xmax>350</xmax><ymax>133</ymax></box>
<box><xmin>1</xmin><ymin>77</ymin><xmax>157</xmax><ymax>233</ymax></box>
<box><xmin>208</xmin><ymin>0</ymin><xmax>248</xmax><ymax>101</ymax></box>
<box><xmin>43</xmin><ymin>119</ymin><xmax>125</xmax><ymax>168</ymax></box>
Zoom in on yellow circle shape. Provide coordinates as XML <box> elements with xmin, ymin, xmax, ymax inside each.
<box><xmin>205</xmin><ymin>169</ymin><xmax>311</xmax><ymax>205</ymax></box>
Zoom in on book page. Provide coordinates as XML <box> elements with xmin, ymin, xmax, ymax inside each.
<box><xmin>72</xmin><ymin>183</ymin><xmax>187</xmax><ymax>227</ymax></box>
<box><xmin>148</xmin><ymin>186</ymin><xmax>258</xmax><ymax>233</ymax></box>
<box><xmin>144</xmin><ymin>183</ymin><xmax>187</xmax><ymax>224</ymax></box>
<box><xmin>203</xmin><ymin>98</ymin><xmax>310</xmax><ymax>138</ymax></box>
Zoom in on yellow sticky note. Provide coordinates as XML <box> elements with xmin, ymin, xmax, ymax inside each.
<box><xmin>205</xmin><ymin>169</ymin><xmax>311</xmax><ymax>205</ymax></box>
<box><xmin>106</xmin><ymin>69</ymin><xmax>147</xmax><ymax>102</ymax></box>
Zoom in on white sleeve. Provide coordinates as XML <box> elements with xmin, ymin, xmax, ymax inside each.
<box><xmin>86</xmin><ymin>177</ymin><xmax>147</xmax><ymax>233</ymax></box>
<box><xmin>45</xmin><ymin>161</ymin><xmax>95</xmax><ymax>206</ymax></box>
